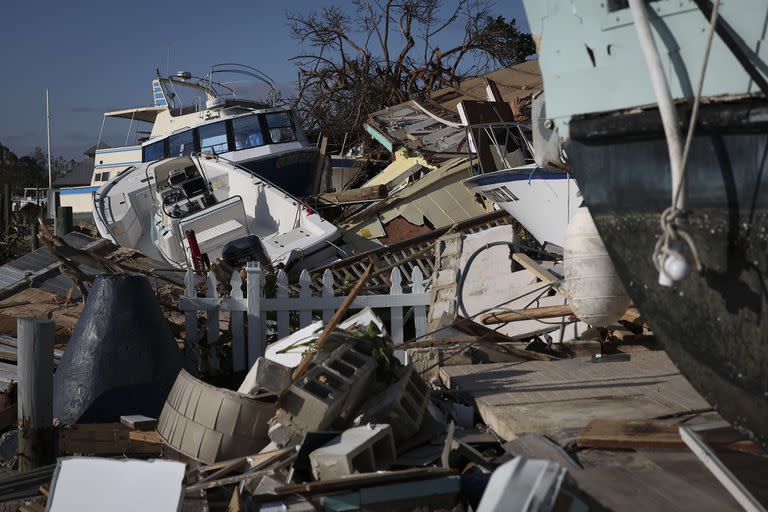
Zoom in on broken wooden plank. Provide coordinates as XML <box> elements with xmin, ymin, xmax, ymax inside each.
<box><xmin>20</xmin><ymin>503</ymin><xmax>45</xmax><ymax>512</ymax></box>
<box><xmin>512</xmin><ymin>253</ymin><xmax>563</xmax><ymax>292</ymax></box>
<box><xmin>452</xmin><ymin>317</ymin><xmax>555</xmax><ymax>361</ymax></box>
<box><xmin>480</xmin><ymin>304</ymin><xmax>574</xmax><ymax>325</ymax></box>
<box><xmin>58</xmin><ymin>423</ymin><xmax>162</xmax><ymax>456</ymax></box>
<box><xmin>272</xmin><ymin>467</ymin><xmax>457</xmax><ymax>497</ymax></box>
<box><xmin>127</xmin><ymin>430</ymin><xmax>164</xmax><ymax>444</ymax></box>
<box><xmin>576</xmin><ymin>419</ymin><xmax>761</xmax><ymax>453</ymax></box>
<box><xmin>317</xmin><ymin>185</ymin><xmax>388</xmax><ymax>205</ymax></box>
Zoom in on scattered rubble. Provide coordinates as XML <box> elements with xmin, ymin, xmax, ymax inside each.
<box><xmin>0</xmin><ymin>60</ymin><xmax>764</xmax><ymax>512</ymax></box>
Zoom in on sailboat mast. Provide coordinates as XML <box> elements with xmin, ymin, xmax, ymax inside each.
<box><xmin>45</xmin><ymin>89</ymin><xmax>52</xmax><ymax>191</ymax></box>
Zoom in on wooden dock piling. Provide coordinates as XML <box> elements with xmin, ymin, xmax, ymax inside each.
<box><xmin>56</xmin><ymin>206</ymin><xmax>73</xmax><ymax>237</ymax></box>
<box><xmin>17</xmin><ymin>317</ymin><xmax>55</xmax><ymax>472</ymax></box>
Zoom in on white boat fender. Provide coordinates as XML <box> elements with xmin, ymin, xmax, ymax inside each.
<box><xmin>564</xmin><ymin>207</ymin><xmax>631</xmax><ymax>327</ymax></box>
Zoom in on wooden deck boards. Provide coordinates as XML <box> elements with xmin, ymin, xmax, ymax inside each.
<box><xmin>440</xmin><ymin>351</ymin><xmax>711</xmax><ymax>442</ymax></box>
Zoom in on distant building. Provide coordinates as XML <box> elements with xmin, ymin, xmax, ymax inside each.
<box><xmin>53</xmin><ymin>145</ymin><xmax>104</xmax><ymax>224</ymax></box>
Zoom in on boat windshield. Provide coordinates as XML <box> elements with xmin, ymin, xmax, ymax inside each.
<box><xmin>199</xmin><ymin>122</ymin><xmax>228</xmax><ymax>153</ymax></box>
<box><xmin>265</xmin><ymin>112</ymin><xmax>296</xmax><ymax>143</ymax></box>
<box><xmin>232</xmin><ymin>116</ymin><xmax>264</xmax><ymax>150</ymax></box>
<box><xmin>141</xmin><ymin>110</ymin><xmax>300</xmax><ymax>162</ymax></box>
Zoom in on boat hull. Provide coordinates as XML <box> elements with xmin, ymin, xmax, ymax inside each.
<box><xmin>464</xmin><ymin>167</ymin><xmax>582</xmax><ymax>247</ymax></box>
<box><xmin>568</xmin><ymin>102</ymin><xmax>768</xmax><ymax>447</ymax></box>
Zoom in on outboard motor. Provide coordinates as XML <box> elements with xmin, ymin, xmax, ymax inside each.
<box><xmin>222</xmin><ymin>235</ymin><xmax>271</xmax><ymax>268</ymax></box>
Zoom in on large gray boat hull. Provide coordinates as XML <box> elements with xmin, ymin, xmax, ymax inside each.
<box><xmin>568</xmin><ymin>98</ymin><xmax>768</xmax><ymax>448</ymax></box>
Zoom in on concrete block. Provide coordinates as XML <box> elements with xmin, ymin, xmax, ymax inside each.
<box><xmin>309</xmin><ymin>424</ymin><xmax>396</xmax><ymax>480</ymax></box>
<box><xmin>276</xmin><ymin>341</ymin><xmax>377</xmax><ymax>438</ymax></box>
<box><xmin>267</xmin><ymin>423</ymin><xmax>296</xmax><ymax>448</ymax></box>
<box><xmin>358</xmin><ymin>367</ymin><xmax>431</xmax><ymax>442</ymax></box>
<box><xmin>238</xmin><ymin>357</ymin><xmax>294</xmax><ymax>395</ymax></box>
<box><xmin>278</xmin><ymin>365</ymin><xmax>351</xmax><ymax>435</ymax></box>
<box><xmin>435</xmin><ymin>269</ymin><xmax>458</xmax><ymax>288</ymax></box>
<box><xmin>438</xmin><ymin>233</ymin><xmax>464</xmax><ymax>259</ymax></box>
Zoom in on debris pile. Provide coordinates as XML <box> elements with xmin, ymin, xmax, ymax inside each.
<box><xmin>0</xmin><ymin>60</ymin><xmax>764</xmax><ymax>512</ymax></box>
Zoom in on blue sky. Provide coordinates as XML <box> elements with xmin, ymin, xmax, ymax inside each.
<box><xmin>0</xmin><ymin>0</ymin><xmax>528</xmax><ymax>160</ymax></box>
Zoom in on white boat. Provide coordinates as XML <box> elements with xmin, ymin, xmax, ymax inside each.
<box><xmin>93</xmin><ymin>154</ymin><xmax>340</xmax><ymax>273</ymax></box>
<box><xmin>64</xmin><ymin>64</ymin><xmax>327</xmax><ymax>222</ymax></box>
<box><xmin>464</xmin><ymin>165</ymin><xmax>582</xmax><ymax>248</ymax></box>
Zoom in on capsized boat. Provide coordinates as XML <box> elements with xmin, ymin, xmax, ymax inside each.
<box><xmin>464</xmin><ymin>165</ymin><xmax>582</xmax><ymax>248</ymax></box>
<box><xmin>522</xmin><ymin>0</ymin><xmax>768</xmax><ymax>447</ymax></box>
<box><xmin>93</xmin><ymin>153</ymin><xmax>340</xmax><ymax>273</ymax></box>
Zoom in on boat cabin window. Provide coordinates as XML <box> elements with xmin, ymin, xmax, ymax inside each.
<box><xmin>142</xmin><ymin>110</ymin><xmax>299</xmax><ymax>162</ymax></box>
<box><xmin>265</xmin><ymin>112</ymin><xmax>296</xmax><ymax>143</ymax></box>
<box><xmin>169</xmin><ymin>130</ymin><xmax>196</xmax><ymax>157</ymax></box>
<box><xmin>93</xmin><ymin>172</ymin><xmax>111</xmax><ymax>182</ymax></box>
<box><xmin>144</xmin><ymin>140</ymin><xmax>166</xmax><ymax>161</ymax></box>
<box><xmin>231</xmin><ymin>116</ymin><xmax>265</xmax><ymax>150</ymax></box>
<box><xmin>199</xmin><ymin>121</ymin><xmax>228</xmax><ymax>154</ymax></box>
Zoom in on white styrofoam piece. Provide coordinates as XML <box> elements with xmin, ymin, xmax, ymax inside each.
<box><xmin>48</xmin><ymin>457</ymin><xmax>185</xmax><ymax>512</ymax></box>
<box><xmin>262</xmin><ymin>307</ymin><xmax>386</xmax><ymax>368</ymax></box>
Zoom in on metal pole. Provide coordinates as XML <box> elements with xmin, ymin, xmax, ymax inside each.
<box><xmin>45</xmin><ymin>89</ymin><xmax>52</xmax><ymax>193</ymax></box>
<box><xmin>17</xmin><ymin>317</ymin><xmax>55</xmax><ymax>472</ymax></box>
<box><xmin>46</xmin><ymin>89</ymin><xmax>56</xmax><ymax>234</ymax></box>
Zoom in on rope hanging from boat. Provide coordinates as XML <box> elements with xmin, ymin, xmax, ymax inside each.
<box><xmin>629</xmin><ymin>0</ymin><xmax>717</xmax><ymax>286</ymax></box>
<box><xmin>651</xmin><ymin>0</ymin><xmax>721</xmax><ymax>285</ymax></box>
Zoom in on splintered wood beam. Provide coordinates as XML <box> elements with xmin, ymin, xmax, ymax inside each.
<box><xmin>58</xmin><ymin>424</ymin><xmax>162</xmax><ymax>456</ymax></box>
<box><xmin>481</xmin><ymin>304</ymin><xmax>574</xmax><ymax>325</ymax></box>
<box><xmin>317</xmin><ymin>185</ymin><xmax>388</xmax><ymax>205</ymax></box>
<box><xmin>577</xmin><ymin>419</ymin><xmax>761</xmax><ymax>453</ymax></box>
<box><xmin>512</xmin><ymin>253</ymin><xmax>564</xmax><ymax>294</ymax></box>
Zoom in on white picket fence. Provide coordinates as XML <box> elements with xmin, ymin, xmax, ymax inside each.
<box><xmin>178</xmin><ymin>262</ymin><xmax>430</xmax><ymax>372</ymax></box>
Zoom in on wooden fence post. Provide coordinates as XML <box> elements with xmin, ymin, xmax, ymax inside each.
<box><xmin>298</xmin><ymin>270</ymin><xmax>312</xmax><ymax>329</ymax></box>
<box><xmin>16</xmin><ymin>317</ymin><xmax>55</xmax><ymax>472</ymax></box>
<box><xmin>246</xmin><ymin>262</ymin><xmax>263</xmax><ymax>366</ymax></box>
<box><xmin>205</xmin><ymin>273</ymin><xmax>220</xmax><ymax>372</ymax></box>
<box><xmin>183</xmin><ymin>269</ymin><xmax>200</xmax><ymax>373</ymax></box>
<box><xmin>412</xmin><ymin>266</ymin><xmax>427</xmax><ymax>338</ymax></box>
<box><xmin>321</xmin><ymin>270</ymin><xmax>334</xmax><ymax>322</ymax></box>
<box><xmin>276</xmin><ymin>270</ymin><xmax>290</xmax><ymax>340</ymax></box>
<box><xmin>230</xmin><ymin>271</ymin><xmax>246</xmax><ymax>372</ymax></box>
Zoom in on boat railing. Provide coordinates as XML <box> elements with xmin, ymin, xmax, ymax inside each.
<box><xmin>161</xmin><ymin>63</ymin><xmax>281</xmax><ymax>112</ymax></box>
